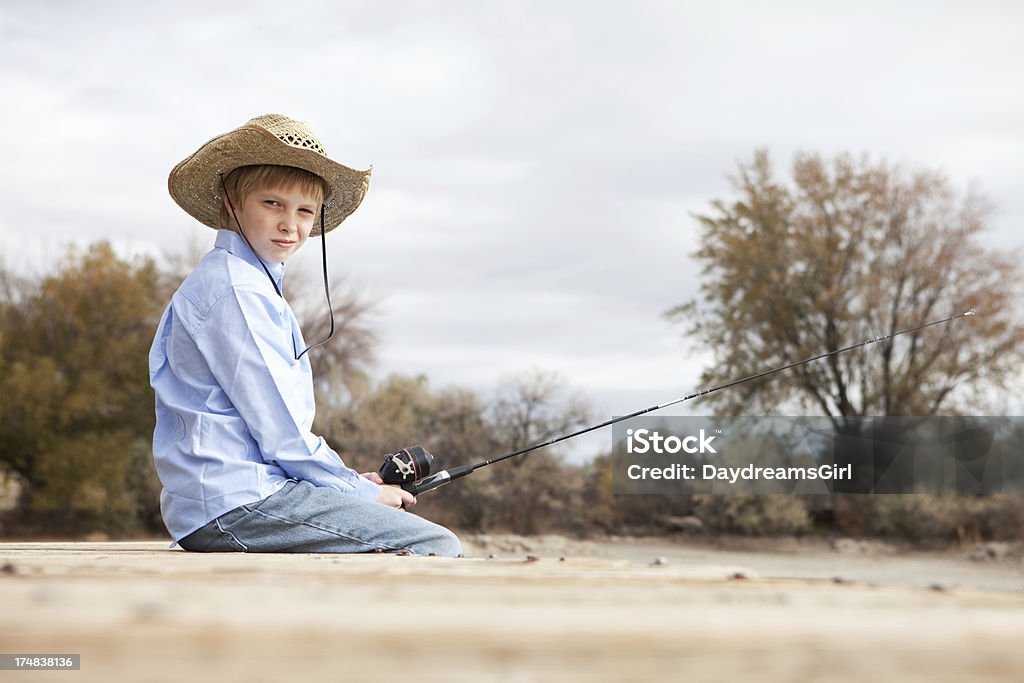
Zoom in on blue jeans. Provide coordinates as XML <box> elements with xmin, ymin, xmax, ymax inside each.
<box><xmin>178</xmin><ymin>480</ymin><xmax>461</xmax><ymax>557</ymax></box>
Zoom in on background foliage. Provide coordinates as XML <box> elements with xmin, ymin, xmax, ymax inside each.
<box><xmin>0</xmin><ymin>244</ymin><xmax>164</xmax><ymax>534</ymax></box>
<box><xmin>1</xmin><ymin>150</ymin><xmax>1021</xmax><ymax>542</ymax></box>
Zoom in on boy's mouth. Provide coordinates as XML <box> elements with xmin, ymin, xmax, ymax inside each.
<box><xmin>272</xmin><ymin>240</ymin><xmax>296</xmax><ymax>248</ymax></box>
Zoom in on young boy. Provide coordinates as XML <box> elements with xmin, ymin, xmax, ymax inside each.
<box><xmin>151</xmin><ymin>114</ymin><xmax>461</xmax><ymax>556</ymax></box>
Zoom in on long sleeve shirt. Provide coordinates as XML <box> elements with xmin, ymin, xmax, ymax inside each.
<box><xmin>149</xmin><ymin>229</ymin><xmax>381</xmax><ymax>544</ymax></box>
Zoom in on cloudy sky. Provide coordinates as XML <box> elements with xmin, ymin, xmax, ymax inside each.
<box><xmin>2</xmin><ymin>1</ymin><xmax>1022</xmax><ymax>459</ymax></box>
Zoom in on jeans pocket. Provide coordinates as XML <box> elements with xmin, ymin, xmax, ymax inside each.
<box><xmin>216</xmin><ymin>504</ymin><xmax>254</xmax><ymax>530</ymax></box>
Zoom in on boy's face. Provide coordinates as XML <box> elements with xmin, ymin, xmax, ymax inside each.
<box><xmin>228</xmin><ymin>183</ymin><xmax>319</xmax><ymax>264</ymax></box>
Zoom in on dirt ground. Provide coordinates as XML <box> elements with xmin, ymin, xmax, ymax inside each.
<box><xmin>2</xmin><ymin>535</ymin><xmax>1023</xmax><ymax>682</ymax></box>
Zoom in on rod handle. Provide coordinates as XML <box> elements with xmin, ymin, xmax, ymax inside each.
<box><xmin>406</xmin><ymin>465</ymin><xmax>474</xmax><ymax>495</ymax></box>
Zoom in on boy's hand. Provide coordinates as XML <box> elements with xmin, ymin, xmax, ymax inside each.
<box><xmin>362</xmin><ymin>470</ymin><xmax>416</xmax><ymax>508</ymax></box>
<box><xmin>376</xmin><ymin>484</ymin><xmax>416</xmax><ymax>509</ymax></box>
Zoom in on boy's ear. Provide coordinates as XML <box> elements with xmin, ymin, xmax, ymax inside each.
<box><xmin>222</xmin><ymin>193</ymin><xmax>244</xmax><ymax>222</ymax></box>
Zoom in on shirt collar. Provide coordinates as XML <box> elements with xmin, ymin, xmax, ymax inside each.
<box><xmin>214</xmin><ymin>229</ymin><xmax>285</xmax><ymax>287</ymax></box>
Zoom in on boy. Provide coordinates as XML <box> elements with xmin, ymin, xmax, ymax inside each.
<box><xmin>151</xmin><ymin>114</ymin><xmax>461</xmax><ymax>556</ymax></box>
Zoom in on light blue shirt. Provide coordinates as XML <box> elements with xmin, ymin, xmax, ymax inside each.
<box><xmin>149</xmin><ymin>229</ymin><xmax>381</xmax><ymax>544</ymax></box>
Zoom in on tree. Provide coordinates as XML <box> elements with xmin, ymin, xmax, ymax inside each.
<box><xmin>0</xmin><ymin>243</ymin><xmax>166</xmax><ymax>533</ymax></box>
<box><xmin>488</xmin><ymin>368</ymin><xmax>592</xmax><ymax>453</ymax></box>
<box><xmin>484</xmin><ymin>369</ymin><xmax>593</xmax><ymax>534</ymax></box>
<box><xmin>668</xmin><ymin>150</ymin><xmax>1024</xmax><ymax>417</ymax></box>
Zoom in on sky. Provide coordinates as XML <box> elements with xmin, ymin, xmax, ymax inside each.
<box><xmin>2</xmin><ymin>1</ymin><xmax>1022</xmax><ymax>461</ymax></box>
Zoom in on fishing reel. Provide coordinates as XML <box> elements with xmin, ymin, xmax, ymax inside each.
<box><xmin>379</xmin><ymin>446</ymin><xmax>433</xmax><ymax>491</ymax></box>
<box><xmin>378</xmin><ymin>445</ymin><xmax>473</xmax><ymax>495</ymax></box>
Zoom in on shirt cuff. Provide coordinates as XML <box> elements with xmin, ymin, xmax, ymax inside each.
<box><xmin>352</xmin><ymin>473</ymin><xmax>383</xmax><ymax>501</ymax></box>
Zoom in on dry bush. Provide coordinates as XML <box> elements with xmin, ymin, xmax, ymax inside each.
<box><xmin>837</xmin><ymin>494</ymin><xmax>1024</xmax><ymax>542</ymax></box>
<box><xmin>692</xmin><ymin>494</ymin><xmax>812</xmax><ymax>536</ymax></box>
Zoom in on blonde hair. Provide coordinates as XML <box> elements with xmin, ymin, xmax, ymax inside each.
<box><xmin>219</xmin><ymin>165</ymin><xmax>329</xmax><ymax>230</ymax></box>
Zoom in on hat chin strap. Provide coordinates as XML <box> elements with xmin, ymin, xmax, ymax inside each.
<box><xmin>218</xmin><ymin>173</ymin><xmax>335</xmax><ymax>360</ymax></box>
<box><xmin>297</xmin><ymin>204</ymin><xmax>336</xmax><ymax>360</ymax></box>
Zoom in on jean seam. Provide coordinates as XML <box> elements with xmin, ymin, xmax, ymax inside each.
<box><xmin>248</xmin><ymin>507</ymin><xmax>408</xmax><ymax>553</ymax></box>
<box><xmin>215</xmin><ymin>517</ymin><xmax>249</xmax><ymax>552</ymax></box>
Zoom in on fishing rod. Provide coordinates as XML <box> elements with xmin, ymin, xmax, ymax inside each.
<box><xmin>379</xmin><ymin>308</ymin><xmax>976</xmax><ymax>495</ymax></box>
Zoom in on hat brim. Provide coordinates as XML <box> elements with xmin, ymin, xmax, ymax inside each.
<box><xmin>168</xmin><ymin>124</ymin><xmax>371</xmax><ymax>235</ymax></box>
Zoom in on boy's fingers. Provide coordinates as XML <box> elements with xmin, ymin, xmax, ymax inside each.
<box><xmin>361</xmin><ymin>471</ymin><xmax>384</xmax><ymax>484</ymax></box>
<box><xmin>377</xmin><ymin>485</ymin><xmax>415</xmax><ymax>510</ymax></box>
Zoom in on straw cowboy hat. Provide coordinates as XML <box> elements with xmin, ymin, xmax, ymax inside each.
<box><xmin>168</xmin><ymin>114</ymin><xmax>371</xmax><ymax>235</ymax></box>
